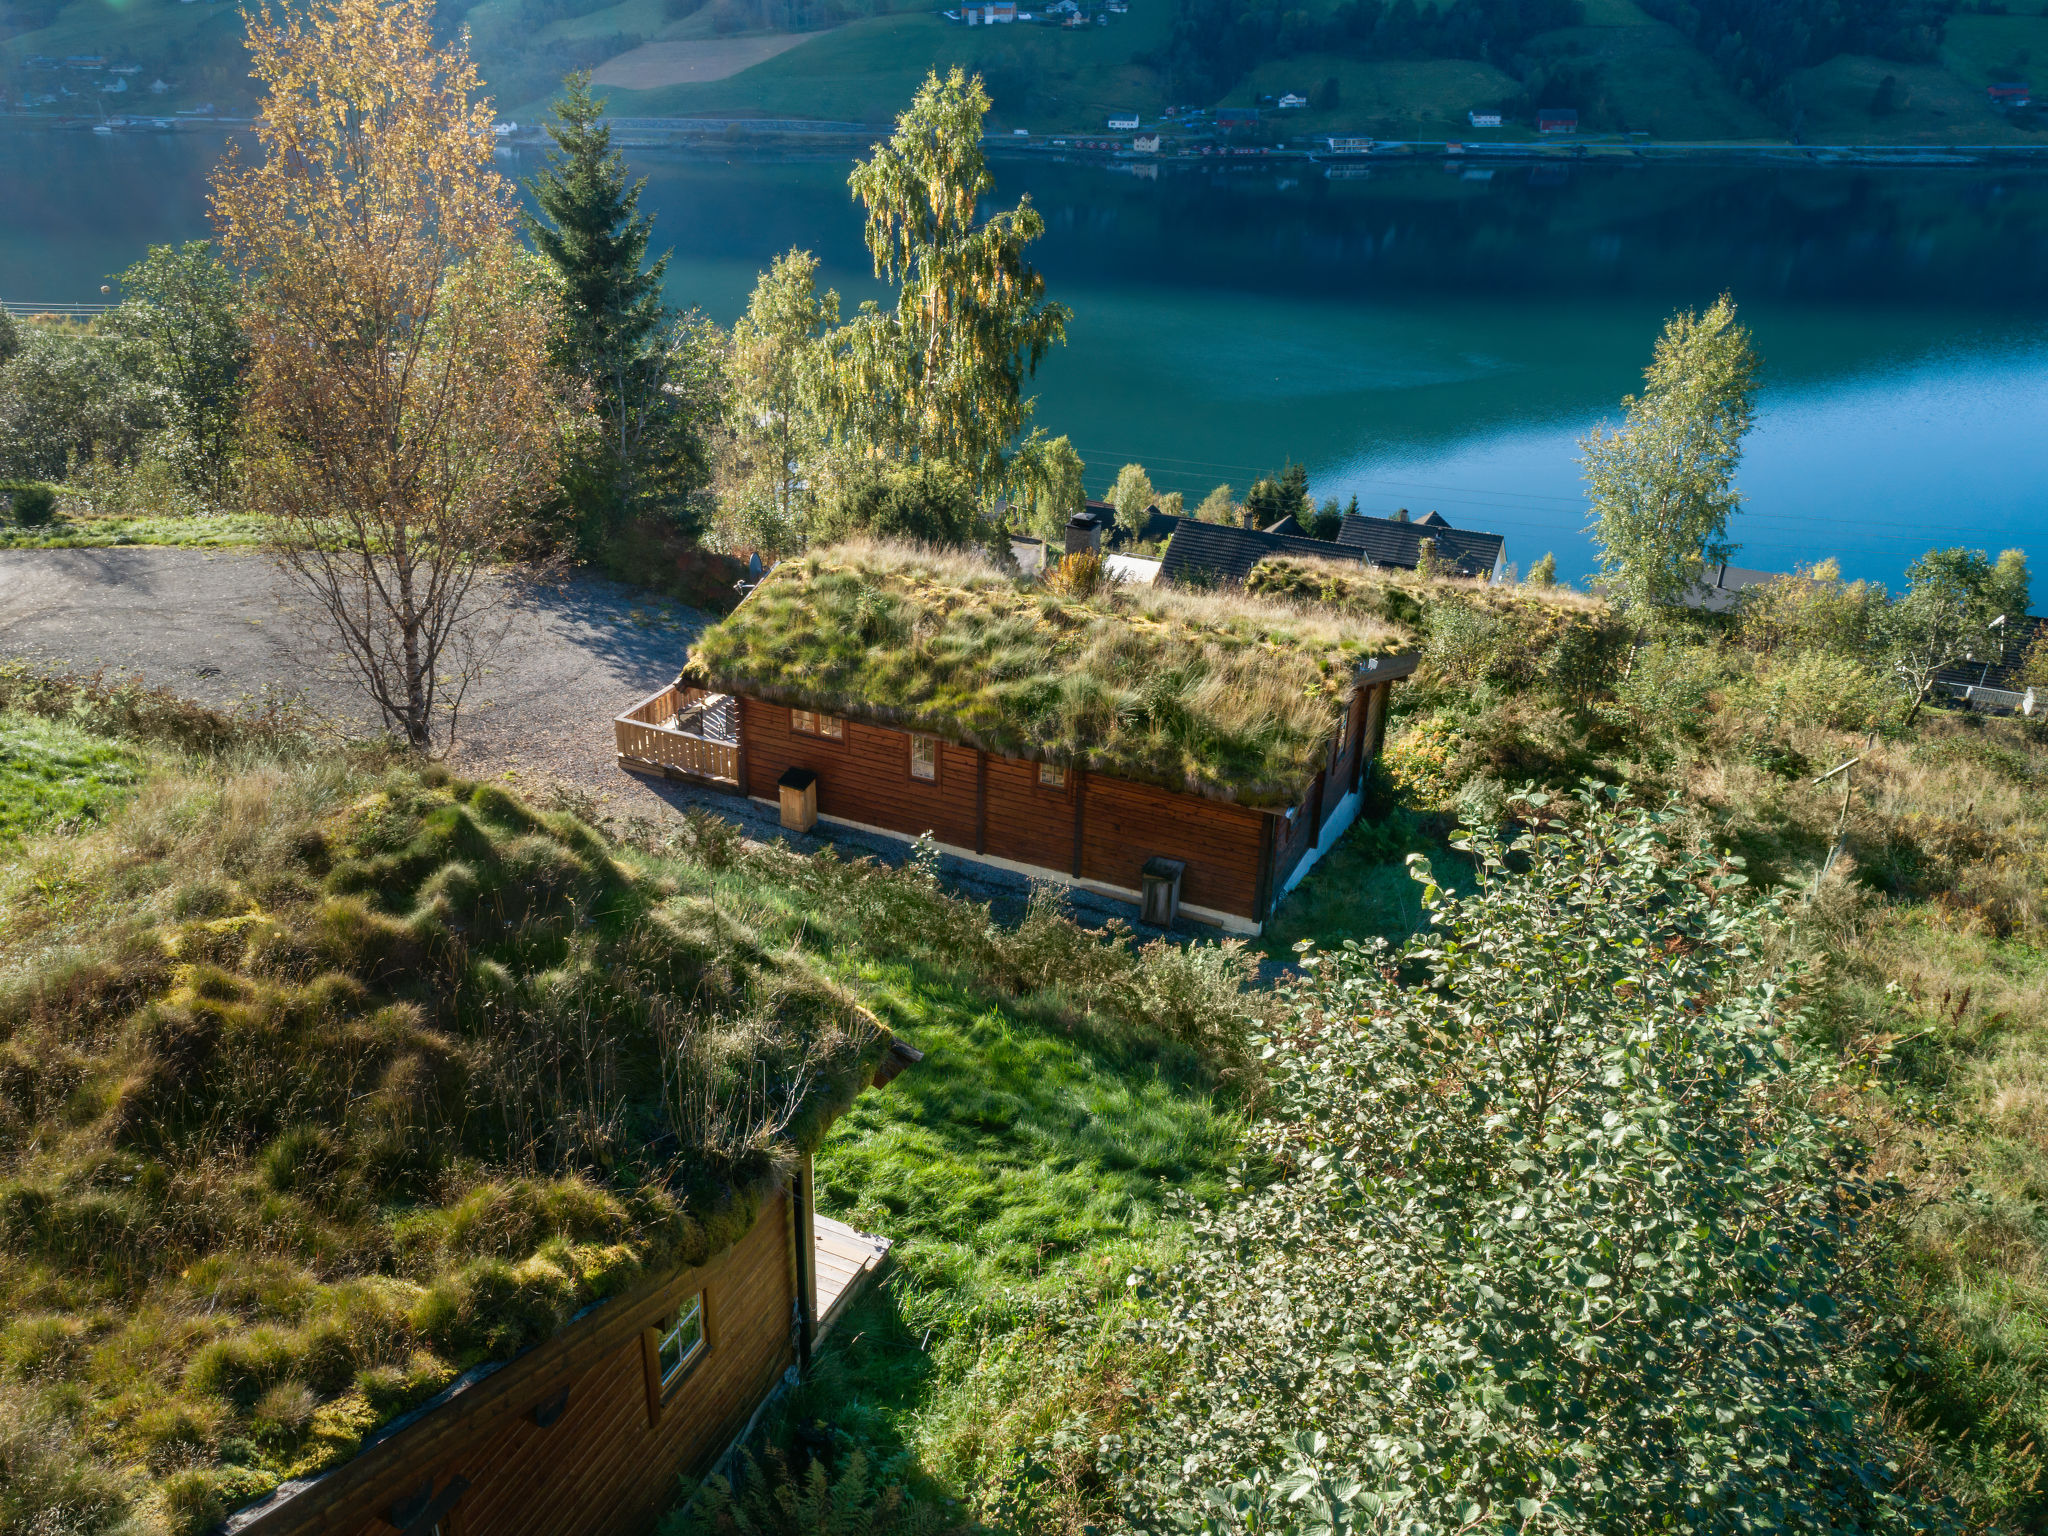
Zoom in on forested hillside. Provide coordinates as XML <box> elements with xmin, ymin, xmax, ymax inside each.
<box><xmin>1</xmin><ymin>0</ymin><xmax>2023</xmax><ymax>138</ymax></box>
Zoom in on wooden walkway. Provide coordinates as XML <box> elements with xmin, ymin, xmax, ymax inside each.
<box><xmin>814</xmin><ymin>1215</ymin><xmax>890</xmax><ymax>1340</ymax></box>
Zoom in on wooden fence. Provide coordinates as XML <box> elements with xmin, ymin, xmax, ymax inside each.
<box><xmin>614</xmin><ymin>684</ymin><xmax>741</xmax><ymax>786</ymax></box>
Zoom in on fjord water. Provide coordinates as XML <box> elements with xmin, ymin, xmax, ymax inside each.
<box><xmin>5</xmin><ymin>127</ymin><xmax>2044</xmax><ymax>584</ymax></box>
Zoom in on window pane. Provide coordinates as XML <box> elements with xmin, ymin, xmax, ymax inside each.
<box><xmin>659</xmin><ymin>1294</ymin><xmax>704</xmax><ymax>1387</ymax></box>
<box><xmin>792</xmin><ymin>709</ymin><xmax>816</xmax><ymax>735</ymax></box>
<box><xmin>911</xmin><ymin>736</ymin><xmax>937</xmax><ymax>780</ymax></box>
<box><xmin>1039</xmin><ymin>761</ymin><xmax>1065</xmax><ymax>787</ymax></box>
<box><xmin>819</xmin><ymin>714</ymin><xmax>844</xmax><ymax>739</ymax></box>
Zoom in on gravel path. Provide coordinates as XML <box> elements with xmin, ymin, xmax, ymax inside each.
<box><xmin>0</xmin><ymin>546</ymin><xmax>706</xmax><ymax>811</ymax></box>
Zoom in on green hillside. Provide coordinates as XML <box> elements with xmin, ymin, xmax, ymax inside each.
<box><xmin>4</xmin><ymin>0</ymin><xmax>2047</xmax><ymax>138</ymax></box>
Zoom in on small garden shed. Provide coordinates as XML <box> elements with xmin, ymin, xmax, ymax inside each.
<box><xmin>616</xmin><ymin>542</ymin><xmax>1418</xmax><ymax>933</ymax></box>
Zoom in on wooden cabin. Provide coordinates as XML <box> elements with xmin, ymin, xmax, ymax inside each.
<box><xmin>222</xmin><ymin>1057</ymin><xmax>918</xmax><ymax>1536</ymax></box>
<box><xmin>615</xmin><ymin>543</ymin><xmax>1418</xmax><ymax>935</ymax></box>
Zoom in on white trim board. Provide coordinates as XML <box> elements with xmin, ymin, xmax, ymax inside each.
<box><xmin>1281</xmin><ymin>782</ymin><xmax>1360</xmax><ymax>899</ymax></box>
<box><xmin>749</xmin><ymin>798</ymin><xmax>1263</xmax><ymax>936</ymax></box>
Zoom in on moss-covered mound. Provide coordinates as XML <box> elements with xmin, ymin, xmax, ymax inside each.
<box><xmin>1244</xmin><ymin>556</ymin><xmax>1628</xmax><ymax>696</ymax></box>
<box><xmin>0</xmin><ymin>760</ymin><xmax>885</xmax><ymax>1534</ymax></box>
<box><xmin>687</xmin><ymin>541</ymin><xmax>1408</xmax><ymax>807</ymax></box>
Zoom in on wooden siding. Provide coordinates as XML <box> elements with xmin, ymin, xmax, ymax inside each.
<box><xmin>981</xmin><ymin>754</ymin><xmax>1074</xmax><ymax>872</ymax></box>
<box><xmin>1076</xmin><ymin>772</ymin><xmax>1266</xmax><ymax>917</ymax></box>
<box><xmin>741</xmin><ymin>698</ymin><xmax>980</xmax><ymax>850</ymax></box>
<box><xmin>233</xmin><ymin>1188</ymin><xmax>797</xmax><ymax>1536</ymax></box>
<box><xmin>737</xmin><ymin>696</ymin><xmax>1270</xmax><ymax>921</ymax></box>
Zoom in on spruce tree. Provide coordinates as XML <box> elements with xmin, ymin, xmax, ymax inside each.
<box><xmin>527</xmin><ymin>72</ymin><xmax>703</xmax><ymax>545</ymax></box>
<box><xmin>527</xmin><ymin>71</ymin><xmax>667</xmax><ymax>401</ymax></box>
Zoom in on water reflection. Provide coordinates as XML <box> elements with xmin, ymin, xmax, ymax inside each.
<box><xmin>4</xmin><ymin>130</ymin><xmax>2043</xmax><ymax>580</ymax></box>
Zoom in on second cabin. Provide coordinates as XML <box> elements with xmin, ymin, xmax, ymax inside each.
<box><xmin>616</xmin><ymin>540</ymin><xmax>1418</xmax><ymax>934</ymax></box>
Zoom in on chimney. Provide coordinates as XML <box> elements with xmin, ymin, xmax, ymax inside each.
<box><xmin>1064</xmin><ymin>510</ymin><xmax>1103</xmax><ymax>557</ymax></box>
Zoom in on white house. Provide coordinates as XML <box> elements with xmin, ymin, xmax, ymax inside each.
<box><xmin>1107</xmin><ymin>112</ymin><xmax>1139</xmax><ymax>129</ymax></box>
<box><xmin>1132</xmin><ymin>132</ymin><xmax>1161</xmax><ymax>152</ymax></box>
<box><xmin>1278</xmin><ymin>92</ymin><xmax>1307</xmax><ymax>108</ymax></box>
<box><xmin>1468</xmin><ymin>111</ymin><xmax>1502</xmax><ymax>127</ymax></box>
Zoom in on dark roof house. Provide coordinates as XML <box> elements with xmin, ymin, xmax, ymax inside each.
<box><xmin>1158</xmin><ymin>518</ymin><xmax>1366</xmax><ymax>586</ymax></box>
<box><xmin>1681</xmin><ymin>562</ymin><xmax>1787</xmax><ymax>613</ymax></box>
<box><xmin>1159</xmin><ymin>511</ymin><xmax>1508</xmax><ymax>587</ymax></box>
<box><xmin>1335</xmin><ymin>512</ymin><xmax>1507</xmax><ymax>579</ymax></box>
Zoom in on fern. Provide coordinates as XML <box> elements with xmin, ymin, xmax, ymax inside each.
<box><xmin>683</xmin><ymin>1449</ymin><xmax>951</xmax><ymax>1536</ymax></box>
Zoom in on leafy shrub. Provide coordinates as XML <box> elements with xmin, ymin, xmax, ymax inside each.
<box><xmin>1612</xmin><ymin>638</ymin><xmax>1727</xmax><ymax>738</ymax></box>
<box><xmin>1728</xmin><ymin>649</ymin><xmax>1899</xmax><ymax>734</ymax></box>
<box><xmin>2</xmin><ymin>481</ymin><xmax>56</xmax><ymax>527</ymax></box>
<box><xmin>811</xmin><ymin>461</ymin><xmax>982</xmax><ymax>549</ymax></box>
<box><xmin>1091</xmin><ymin>791</ymin><xmax>1943</xmax><ymax>1534</ymax></box>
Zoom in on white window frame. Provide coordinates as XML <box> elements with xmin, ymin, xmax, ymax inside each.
<box><xmin>910</xmin><ymin>734</ymin><xmax>939</xmax><ymax>781</ymax></box>
<box><xmin>657</xmin><ymin>1293</ymin><xmax>705</xmax><ymax>1390</ymax></box>
<box><xmin>1038</xmin><ymin>761</ymin><xmax>1066</xmax><ymax>788</ymax></box>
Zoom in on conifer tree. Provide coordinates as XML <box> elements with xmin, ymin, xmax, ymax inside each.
<box><xmin>527</xmin><ymin>72</ymin><xmax>703</xmax><ymax>540</ymax></box>
<box><xmin>528</xmin><ymin>72</ymin><xmax>667</xmax><ymax>413</ymax></box>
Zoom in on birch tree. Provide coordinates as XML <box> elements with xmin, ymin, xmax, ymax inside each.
<box><xmin>1583</xmin><ymin>295</ymin><xmax>1758</xmax><ymax>616</ymax></box>
<box><xmin>213</xmin><ymin>0</ymin><xmax>560</xmax><ymax>750</ymax></box>
<box><xmin>721</xmin><ymin>247</ymin><xmax>839</xmax><ymax>551</ymax></box>
<box><xmin>825</xmin><ymin>69</ymin><xmax>1069</xmax><ymax>496</ymax></box>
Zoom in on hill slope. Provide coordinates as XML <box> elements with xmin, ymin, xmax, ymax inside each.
<box><xmin>6</xmin><ymin>0</ymin><xmax>2047</xmax><ymax>140</ymax></box>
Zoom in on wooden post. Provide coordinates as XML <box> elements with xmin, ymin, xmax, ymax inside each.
<box><xmin>975</xmin><ymin>750</ymin><xmax>988</xmax><ymax>855</ymax></box>
<box><xmin>1254</xmin><ymin>812</ymin><xmax>1277</xmax><ymax>920</ymax></box>
<box><xmin>793</xmin><ymin>1158</ymin><xmax>817</xmax><ymax>1371</ymax></box>
<box><xmin>1070</xmin><ymin>767</ymin><xmax>1086</xmax><ymax>879</ymax></box>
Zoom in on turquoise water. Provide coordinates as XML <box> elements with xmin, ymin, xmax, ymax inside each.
<box><xmin>6</xmin><ymin>128</ymin><xmax>2045</xmax><ymax>585</ymax></box>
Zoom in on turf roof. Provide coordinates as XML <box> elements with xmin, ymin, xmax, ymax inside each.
<box><xmin>0</xmin><ymin>754</ymin><xmax>888</xmax><ymax>1535</ymax></box>
<box><xmin>686</xmin><ymin>541</ymin><xmax>1410</xmax><ymax>807</ymax></box>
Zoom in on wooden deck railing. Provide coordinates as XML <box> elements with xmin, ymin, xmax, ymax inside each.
<box><xmin>614</xmin><ymin>684</ymin><xmax>741</xmax><ymax>786</ymax></box>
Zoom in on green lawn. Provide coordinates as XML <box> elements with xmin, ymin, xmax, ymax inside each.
<box><xmin>0</xmin><ymin>511</ymin><xmax>265</xmax><ymax>550</ymax></box>
<box><xmin>0</xmin><ymin>710</ymin><xmax>142</xmax><ymax>841</ymax></box>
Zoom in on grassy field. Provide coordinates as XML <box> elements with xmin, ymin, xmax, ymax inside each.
<box><xmin>0</xmin><ymin>711</ymin><xmax>140</xmax><ymax>841</ymax></box>
<box><xmin>0</xmin><ymin>511</ymin><xmax>265</xmax><ymax>551</ymax></box>
<box><xmin>550</xmin><ymin>8</ymin><xmax>1174</xmax><ymax>127</ymax></box>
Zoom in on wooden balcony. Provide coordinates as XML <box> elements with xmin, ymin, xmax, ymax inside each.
<box><xmin>615</xmin><ymin>684</ymin><xmax>741</xmax><ymax>787</ymax></box>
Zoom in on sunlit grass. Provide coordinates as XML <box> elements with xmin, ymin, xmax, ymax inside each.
<box><xmin>0</xmin><ymin>710</ymin><xmax>143</xmax><ymax>840</ymax></box>
<box><xmin>0</xmin><ymin>512</ymin><xmax>266</xmax><ymax>549</ymax></box>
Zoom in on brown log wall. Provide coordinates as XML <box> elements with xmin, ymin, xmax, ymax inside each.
<box><xmin>235</xmin><ymin>1189</ymin><xmax>797</xmax><ymax>1536</ymax></box>
<box><xmin>1076</xmin><ymin>773</ymin><xmax>1266</xmax><ymax>917</ymax></box>
<box><xmin>737</xmin><ymin>697</ymin><xmax>1268</xmax><ymax>920</ymax></box>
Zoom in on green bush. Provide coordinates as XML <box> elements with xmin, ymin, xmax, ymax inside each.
<box><xmin>674</xmin><ymin>1448</ymin><xmax>952</xmax><ymax>1536</ymax></box>
<box><xmin>1087</xmin><ymin>791</ymin><xmax>1944</xmax><ymax>1534</ymax></box>
<box><xmin>2</xmin><ymin>481</ymin><xmax>56</xmax><ymax>527</ymax></box>
<box><xmin>809</xmin><ymin>461</ymin><xmax>982</xmax><ymax>549</ymax></box>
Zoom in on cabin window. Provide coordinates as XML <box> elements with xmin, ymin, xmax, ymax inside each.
<box><xmin>910</xmin><ymin>735</ymin><xmax>938</xmax><ymax>781</ymax></box>
<box><xmin>1333</xmin><ymin>711</ymin><xmax>1350</xmax><ymax>763</ymax></box>
<box><xmin>657</xmin><ymin>1294</ymin><xmax>705</xmax><ymax>1390</ymax></box>
<box><xmin>1038</xmin><ymin>761</ymin><xmax>1066</xmax><ymax>788</ymax></box>
<box><xmin>791</xmin><ymin>709</ymin><xmax>843</xmax><ymax>740</ymax></box>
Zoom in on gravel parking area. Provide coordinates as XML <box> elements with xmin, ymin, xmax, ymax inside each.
<box><xmin>0</xmin><ymin>546</ymin><xmax>706</xmax><ymax>812</ymax></box>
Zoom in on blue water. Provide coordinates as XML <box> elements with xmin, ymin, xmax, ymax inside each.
<box><xmin>7</xmin><ymin>130</ymin><xmax>2046</xmax><ymax>587</ymax></box>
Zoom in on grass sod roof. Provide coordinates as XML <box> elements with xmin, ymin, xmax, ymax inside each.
<box><xmin>0</xmin><ymin>754</ymin><xmax>889</xmax><ymax>1536</ymax></box>
<box><xmin>685</xmin><ymin>541</ymin><xmax>1410</xmax><ymax>808</ymax></box>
